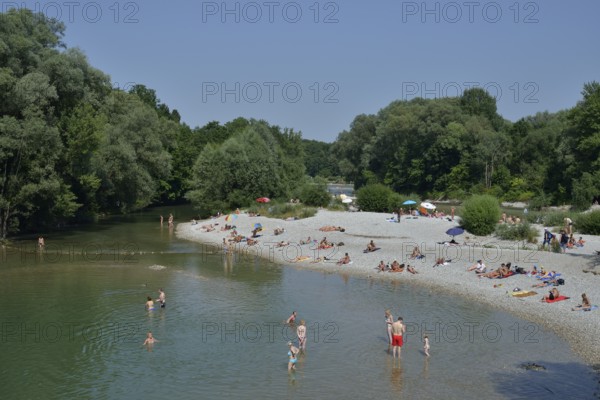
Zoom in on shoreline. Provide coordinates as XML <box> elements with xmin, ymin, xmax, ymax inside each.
<box><xmin>176</xmin><ymin>210</ymin><xmax>600</xmax><ymax>365</ymax></box>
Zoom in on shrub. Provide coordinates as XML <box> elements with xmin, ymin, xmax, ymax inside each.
<box><xmin>550</xmin><ymin>239</ymin><xmax>562</xmax><ymax>253</ymax></box>
<box><xmin>387</xmin><ymin>192</ymin><xmax>403</xmax><ymax>212</ymax></box>
<box><xmin>356</xmin><ymin>184</ymin><xmax>394</xmax><ymax>212</ymax></box>
<box><xmin>298</xmin><ymin>183</ymin><xmax>331</xmax><ymax>207</ymax></box>
<box><xmin>246</xmin><ymin>203</ymin><xmax>317</xmax><ymax>220</ymax></box>
<box><xmin>575</xmin><ymin>210</ymin><xmax>600</xmax><ymax>235</ymax></box>
<box><xmin>495</xmin><ymin>222</ymin><xmax>538</xmax><ymax>243</ymax></box>
<box><xmin>327</xmin><ymin>199</ymin><xmax>346</xmax><ymax>211</ymax></box>
<box><xmin>461</xmin><ymin>195</ymin><xmax>501</xmax><ymax>236</ymax></box>
<box><xmin>543</xmin><ymin>211</ymin><xmax>573</xmax><ymax>228</ymax></box>
<box><xmin>386</xmin><ymin>192</ymin><xmax>422</xmax><ymax>213</ymax></box>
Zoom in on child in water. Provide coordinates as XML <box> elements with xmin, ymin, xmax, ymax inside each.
<box><xmin>143</xmin><ymin>331</ymin><xmax>158</xmax><ymax>346</ymax></box>
<box><xmin>423</xmin><ymin>335</ymin><xmax>430</xmax><ymax>357</ymax></box>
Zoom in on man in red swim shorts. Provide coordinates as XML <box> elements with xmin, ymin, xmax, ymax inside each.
<box><xmin>391</xmin><ymin>317</ymin><xmax>406</xmax><ymax>358</ymax></box>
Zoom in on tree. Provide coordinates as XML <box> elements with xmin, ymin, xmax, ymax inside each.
<box><xmin>569</xmin><ymin>82</ymin><xmax>600</xmax><ymax>172</ymax></box>
<box><xmin>186</xmin><ymin>121</ymin><xmax>303</xmax><ymax>214</ymax></box>
<box><xmin>91</xmin><ymin>92</ymin><xmax>173</xmax><ymax>211</ymax></box>
<box><xmin>0</xmin><ymin>113</ymin><xmax>77</xmax><ymax>238</ymax></box>
<box><xmin>460</xmin><ymin>88</ymin><xmax>503</xmax><ymax>130</ymax></box>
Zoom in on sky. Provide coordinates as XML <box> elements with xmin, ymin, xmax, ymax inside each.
<box><xmin>8</xmin><ymin>0</ymin><xmax>600</xmax><ymax>142</ymax></box>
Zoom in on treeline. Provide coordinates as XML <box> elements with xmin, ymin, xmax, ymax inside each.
<box><xmin>2</xmin><ymin>9</ymin><xmax>600</xmax><ymax>239</ymax></box>
<box><xmin>0</xmin><ymin>9</ymin><xmax>308</xmax><ymax>238</ymax></box>
<box><xmin>314</xmin><ymin>84</ymin><xmax>600</xmax><ymax>211</ymax></box>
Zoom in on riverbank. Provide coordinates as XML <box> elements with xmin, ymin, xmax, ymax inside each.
<box><xmin>177</xmin><ymin>210</ymin><xmax>600</xmax><ymax>365</ymax></box>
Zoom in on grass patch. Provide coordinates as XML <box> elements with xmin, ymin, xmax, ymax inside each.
<box><xmin>495</xmin><ymin>222</ymin><xmax>538</xmax><ymax>243</ymax></box>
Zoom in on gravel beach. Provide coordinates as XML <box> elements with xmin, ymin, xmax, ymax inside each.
<box><xmin>177</xmin><ymin>210</ymin><xmax>600</xmax><ymax>365</ymax></box>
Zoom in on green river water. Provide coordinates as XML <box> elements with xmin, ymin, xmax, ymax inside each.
<box><xmin>0</xmin><ymin>206</ymin><xmax>597</xmax><ymax>399</ymax></box>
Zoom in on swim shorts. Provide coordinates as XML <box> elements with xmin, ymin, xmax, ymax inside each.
<box><xmin>392</xmin><ymin>335</ymin><xmax>403</xmax><ymax>347</ymax></box>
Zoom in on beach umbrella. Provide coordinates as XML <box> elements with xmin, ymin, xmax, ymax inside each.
<box><xmin>342</xmin><ymin>198</ymin><xmax>353</xmax><ymax>204</ymax></box>
<box><xmin>256</xmin><ymin>197</ymin><xmax>270</xmax><ymax>203</ymax></box>
<box><xmin>225</xmin><ymin>214</ymin><xmax>237</xmax><ymax>222</ymax></box>
<box><xmin>254</xmin><ymin>223</ymin><xmax>263</xmax><ymax>230</ymax></box>
<box><xmin>402</xmin><ymin>200</ymin><xmax>417</xmax><ymax>205</ymax></box>
<box><xmin>446</xmin><ymin>227</ymin><xmax>464</xmax><ymax>237</ymax></box>
<box><xmin>421</xmin><ymin>202</ymin><xmax>436</xmax><ymax>210</ymax></box>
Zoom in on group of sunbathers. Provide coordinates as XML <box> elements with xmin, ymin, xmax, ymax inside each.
<box><xmin>318</xmin><ymin>237</ymin><xmax>334</xmax><ymax>249</ymax></box>
<box><xmin>377</xmin><ymin>260</ymin><xmax>418</xmax><ymax>274</ymax></box>
<box><xmin>477</xmin><ymin>262</ymin><xmax>513</xmax><ymax>279</ymax></box>
<box><xmin>465</xmin><ymin>261</ymin><xmax>521</xmax><ymax>278</ymax></box>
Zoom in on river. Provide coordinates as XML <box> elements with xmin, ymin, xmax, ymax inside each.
<box><xmin>0</xmin><ymin>206</ymin><xmax>597</xmax><ymax>399</ymax></box>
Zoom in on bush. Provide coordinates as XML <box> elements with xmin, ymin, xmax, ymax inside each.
<box><xmin>385</xmin><ymin>192</ymin><xmax>422</xmax><ymax>213</ymax></box>
<box><xmin>550</xmin><ymin>239</ymin><xmax>562</xmax><ymax>253</ymax></box>
<box><xmin>246</xmin><ymin>203</ymin><xmax>318</xmax><ymax>220</ymax></box>
<box><xmin>461</xmin><ymin>195</ymin><xmax>501</xmax><ymax>236</ymax></box>
<box><xmin>327</xmin><ymin>199</ymin><xmax>347</xmax><ymax>211</ymax></box>
<box><xmin>298</xmin><ymin>183</ymin><xmax>331</xmax><ymax>207</ymax></box>
<box><xmin>356</xmin><ymin>184</ymin><xmax>394</xmax><ymax>212</ymax></box>
<box><xmin>575</xmin><ymin>210</ymin><xmax>600</xmax><ymax>235</ymax></box>
<box><xmin>495</xmin><ymin>222</ymin><xmax>538</xmax><ymax>243</ymax></box>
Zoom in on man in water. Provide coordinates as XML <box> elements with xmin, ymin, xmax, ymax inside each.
<box><xmin>391</xmin><ymin>317</ymin><xmax>406</xmax><ymax>358</ymax></box>
<box><xmin>156</xmin><ymin>288</ymin><xmax>166</xmax><ymax>308</ymax></box>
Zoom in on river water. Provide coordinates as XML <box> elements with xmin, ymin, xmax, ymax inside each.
<box><xmin>1</xmin><ymin>206</ymin><xmax>598</xmax><ymax>399</ymax></box>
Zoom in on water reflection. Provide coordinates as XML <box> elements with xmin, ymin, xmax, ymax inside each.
<box><xmin>389</xmin><ymin>362</ymin><xmax>404</xmax><ymax>394</ymax></box>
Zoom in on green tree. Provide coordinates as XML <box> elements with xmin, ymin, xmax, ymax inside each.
<box><xmin>356</xmin><ymin>183</ymin><xmax>394</xmax><ymax>212</ymax></box>
<box><xmin>460</xmin><ymin>195</ymin><xmax>501</xmax><ymax>236</ymax></box>
<box><xmin>0</xmin><ymin>113</ymin><xmax>78</xmax><ymax>238</ymax></box>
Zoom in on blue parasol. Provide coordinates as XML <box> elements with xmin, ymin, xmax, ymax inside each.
<box><xmin>446</xmin><ymin>227</ymin><xmax>464</xmax><ymax>237</ymax></box>
<box><xmin>402</xmin><ymin>200</ymin><xmax>417</xmax><ymax>205</ymax></box>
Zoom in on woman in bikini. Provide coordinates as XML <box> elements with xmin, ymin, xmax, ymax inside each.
<box><xmin>145</xmin><ymin>296</ymin><xmax>155</xmax><ymax>310</ymax></box>
<box><xmin>385</xmin><ymin>310</ymin><xmax>394</xmax><ymax>345</ymax></box>
<box><xmin>287</xmin><ymin>342</ymin><xmax>299</xmax><ymax>371</ymax></box>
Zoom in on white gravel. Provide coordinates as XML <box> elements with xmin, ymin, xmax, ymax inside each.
<box><xmin>177</xmin><ymin>210</ymin><xmax>600</xmax><ymax>364</ymax></box>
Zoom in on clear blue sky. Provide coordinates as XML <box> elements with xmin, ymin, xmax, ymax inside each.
<box><xmin>12</xmin><ymin>0</ymin><xmax>600</xmax><ymax>142</ymax></box>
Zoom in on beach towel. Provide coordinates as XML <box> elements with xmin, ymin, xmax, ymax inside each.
<box><xmin>292</xmin><ymin>256</ymin><xmax>311</xmax><ymax>262</ymax></box>
<box><xmin>543</xmin><ymin>295</ymin><xmax>570</xmax><ymax>303</ymax></box>
<box><xmin>511</xmin><ymin>290</ymin><xmax>538</xmax><ymax>298</ymax></box>
<box><xmin>363</xmin><ymin>247</ymin><xmax>381</xmax><ymax>253</ymax></box>
<box><xmin>538</xmin><ymin>273</ymin><xmax>561</xmax><ymax>281</ymax></box>
<box><xmin>573</xmin><ymin>305</ymin><xmax>598</xmax><ymax>311</ymax></box>
<box><xmin>494</xmin><ymin>271</ymin><xmax>516</xmax><ymax>279</ymax></box>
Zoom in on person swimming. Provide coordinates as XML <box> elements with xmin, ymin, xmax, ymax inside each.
<box><xmin>143</xmin><ymin>331</ymin><xmax>158</xmax><ymax>346</ymax></box>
